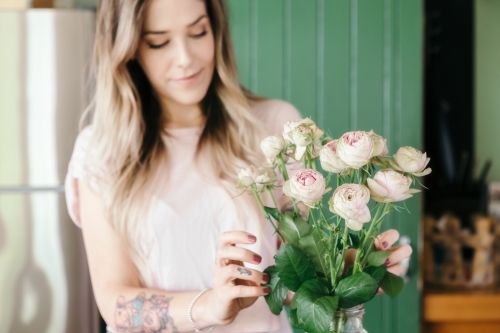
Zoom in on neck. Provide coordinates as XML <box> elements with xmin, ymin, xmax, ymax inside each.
<box><xmin>161</xmin><ymin>98</ymin><xmax>205</xmax><ymax>128</ymax></box>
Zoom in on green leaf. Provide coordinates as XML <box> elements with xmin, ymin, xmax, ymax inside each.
<box><xmin>364</xmin><ymin>265</ymin><xmax>387</xmax><ymax>284</ymax></box>
<box><xmin>290</xmin><ymin>279</ymin><xmax>330</xmax><ymax>309</ymax></box>
<box><xmin>379</xmin><ymin>271</ymin><xmax>404</xmax><ymax>298</ymax></box>
<box><xmin>263</xmin><ymin>266</ymin><xmax>289</xmax><ymax>315</ymax></box>
<box><xmin>335</xmin><ymin>272</ymin><xmax>378</xmax><ymax>308</ymax></box>
<box><xmin>298</xmin><ymin>228</ymin><xmax>330</xmax><ymax>277</ymax></box>
<box><xmin>366</xmin><ymin>250</ymin><xmax>392</xmax><ymax>266</ymax></box>
<box><xmin>295</xmin><ymin>281</ymin><xmax>339</xmax><ymax>333</ymax></box>
<box><xmin>288</xmin><ymin>308</ymin><xmax>300</xmax><ymax>328</ymax></box>
<box><xmin>275</xmin><ymin>244</ymin><xmax>316</xmax><ymax>291</ymax></box>
<box><xmin>264</xmin><ymin>206</ymin><xmax>281</xmax><ymax>222</ymax></box>
<box><xmin>279</xmin><ymin>212</ymin><xmax>310</xmax><ymax>246</ymax></box>
<box><xmin>348</xmin><ymin>231</ymin><xmax>361</xmax><ymax>248</ymax></box>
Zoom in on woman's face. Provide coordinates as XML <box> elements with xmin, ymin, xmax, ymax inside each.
<box><xmin>136</xmin><ymin>0</ymin><xmax>215</xmax><ymax>108</ymax></box>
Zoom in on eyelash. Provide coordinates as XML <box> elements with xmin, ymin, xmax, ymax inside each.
<box><xmin>148</xmin><ymin>30</ymin><xmax>208</xmax><ymax>49</ymax></box>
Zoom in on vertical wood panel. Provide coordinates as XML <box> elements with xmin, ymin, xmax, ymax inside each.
<box><xmin>228</xmin><ymin>0</ymin><xmax>251</xmax><ymax>88</ymax></box>
<box><xmin>357</xmin><ymin>0</ymin><xmax>385</xmax><ymax>133</ymax></box>
<box><xmin>255</xmin><ymin>0</ymin><xmax>284</xmax><ymax>99</ymax></box>
<box><xmin>288</xmin><ymin>0</ymin><xmax>317</xmax><ymax>119</ymax></box>
<box><xmin>323</xmin><ymin>0</ymin><xmax>350</xmax><ymax>138</ymax></box>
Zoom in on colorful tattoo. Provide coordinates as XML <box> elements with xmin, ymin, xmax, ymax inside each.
<box><xmin>237</xmin><ymin>267</ymin><xmax>252</xmax><ymax>276</ymax></box>
<box><xmin>114</xmin><ymin>293</ymin><xmax>179</xmax><ymax>333</ymax></box>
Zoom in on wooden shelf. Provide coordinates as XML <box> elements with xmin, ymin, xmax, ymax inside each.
<box><xmin>423</xmin><ymin>292</ymin><xmax>500</xmax><ymax>333</ymax></box>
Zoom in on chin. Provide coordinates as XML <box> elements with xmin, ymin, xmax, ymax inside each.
<box><xmin>169</xmin><ymin>87</ymin><xmax>210</xmax><ymax>106</ymax></box>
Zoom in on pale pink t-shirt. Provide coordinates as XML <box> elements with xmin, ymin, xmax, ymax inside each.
<box><xmin>65</xmin><ymin>99</ymin><xmax>302</xmax><ymax>333</ymax></box>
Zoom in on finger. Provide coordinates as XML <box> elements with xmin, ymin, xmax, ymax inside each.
<box><xmin>219</xmin><ymin>231</ymin><xmax>257</xmax><ymax>247</ymax></box>
<box><xmin>223</xmin><ymin>285</ymin><xmax>271</xmax><ymax>300</ymax></box>
<box><xmin>384</xmin><ymin>244</ymin><xmax>412</xmax><ymax>267</ymax></box>
<box><xmin>374</xmin><ymin>229</ymin><xmax>400</xmax><ymax>250</ymax></box>
<box><xmin>216</xmin><ymin>264</ymin><xmax>270</xmax><ymax>285</ymax></box>
<box><xmin>217</xmin><ymin>245</ymin><xmax>262</xmax><ymax>267</ymax></box>
<box><xmin>386</xmin><ymin>263</ymin><xmax>406</xmax><ymax>276</ymax></box>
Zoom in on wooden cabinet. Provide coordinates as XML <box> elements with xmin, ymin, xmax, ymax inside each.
<box><xmin>424</xmin><ymin>293</ymin><xmax>500</xmax><ymax>333</ymax></box>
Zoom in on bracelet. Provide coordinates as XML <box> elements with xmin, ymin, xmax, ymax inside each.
<box><xmin>187</xmin><ymin>288</ymin><xmax>214</xmax><ymax>333</ymax></box>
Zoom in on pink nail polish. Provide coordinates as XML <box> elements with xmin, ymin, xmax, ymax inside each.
<box><xmin>382</xmin><ymin>241</ymin><xmax>388</xmax><ymax>249</ymax></box>
<box><xmin>253</xmin><ymin>255</ymin><xmax>262</xmax><ymax>263</ymax></box>
<box><xmin>384</xmin><ymin>258</ymin><xmax>390</xmax><ymax>266</ymax></box>
<box><xmin>263</xmin><ymin>287</ymin><xmax>271</xmax><ymax>294</ymax></box>
<box><xmin>263</xmin><ymin>274</ymin><xmax>270</xmax><ymax>283</ymax></box>
<box><xmin>248</xmin><ymin>235</ymin><xmax>257</xmax><ymax>243</ymax></box>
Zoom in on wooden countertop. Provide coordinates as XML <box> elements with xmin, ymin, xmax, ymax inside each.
<box><xmin>424</xmin><ymin>292</ymin><xmax>500</xmax><ymax>322</ymax></box>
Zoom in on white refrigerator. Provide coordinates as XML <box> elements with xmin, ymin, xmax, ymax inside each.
<box><xmin>0</xmin><ymin>9</ymin><xmax>99</xmax><ymax>333</ymax></box>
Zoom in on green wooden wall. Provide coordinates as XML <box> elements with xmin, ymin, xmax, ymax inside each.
<box><xmin>227</xmin><ymin>1</ymin><xmax>423</xmax><ymax>333</ymax></box>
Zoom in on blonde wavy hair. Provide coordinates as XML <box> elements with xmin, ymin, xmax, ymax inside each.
<box><xmin>84</xmin><ymin>0</ymin><xmax>265</xmax><ymax>282</ymax></box>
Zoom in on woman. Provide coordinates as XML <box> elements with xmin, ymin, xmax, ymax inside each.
<box><xmin>65</xmin><ymin>0</ymin><xmax>411</xmax><ymax>332</ymax></box>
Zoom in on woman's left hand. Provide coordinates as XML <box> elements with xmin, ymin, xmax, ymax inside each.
<box><xmin>374</xmin><ymin>229</ymin><xmax>413</xmax><ymax>294</ymax></box>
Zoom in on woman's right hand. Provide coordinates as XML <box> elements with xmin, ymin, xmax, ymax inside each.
<box><xmin>208</xmin><ymin>231</ymin><xmax>270</xmax><ymax>325</ymax></box>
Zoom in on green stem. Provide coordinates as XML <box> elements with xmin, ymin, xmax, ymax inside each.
<box><xmin>333</xmin><ymin>222</ymin><xmax>349</xmax><ymax>288</ymax></box>
<box><xmin>252</xmin><ymin>186</ymin><xmax>284</xmax><ymax>242</ymax></box>
<box><xmin>352</xmin><ymin>203</ymin><xmax>387</xmax><ymax>273</ymax></box>
<box><xmin>278</xmin><ymin>155</ymin><xmax>289</xmax><ymax>182</ymax></box>
<box><xmin>267</xmin><ymin>188</ymin><xmax>279</xmax><ymax>211</ymax></box>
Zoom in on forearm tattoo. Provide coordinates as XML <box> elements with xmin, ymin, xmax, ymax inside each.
<box><xmin>114</xmin><ymin>293</ymin><xmax>179</xmax><ymax>333</ymax></box>
<box><xmin>237</xmin><ymin>267</ymin><xmax>252</xmax><ymax>276</ymax></box>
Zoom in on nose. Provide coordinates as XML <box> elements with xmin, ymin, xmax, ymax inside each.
<box><xmin>173</xmin><ymin>37</ymin><xmax>193</xmax><ymax>69</ymax></box>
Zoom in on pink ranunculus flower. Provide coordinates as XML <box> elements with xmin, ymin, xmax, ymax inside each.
<box><xmin>319</xmin><ymin>140</ymin><xmax>349</xmax><ymax>173</ymax></box>
<box><xmin>328</xmin><ymin>184</ymin><xmax>371</xmax><ymax>231</ymax></box>
<box><xmin>368</xmin><ymin>130</ymin><xmax>388</xmax><ymax>157</ymax></box>
<box><xmin>336</xmin><ymin>131</ymin><xmax>374</xmax><ymax>169</ymax></box>
<box><xmin>283</xmin><ymin>169</ymin><xmax>329</xmax><ymax>207</ymax></box>
<box><xmin>366</xmin><ymin>169</ymin><xmax>420</xmax><ymax>203</ymax></box>
<box><xmin>391</xmin><ymin>146</ymin><xmax>432</xmax><ymax>177</ymax></box>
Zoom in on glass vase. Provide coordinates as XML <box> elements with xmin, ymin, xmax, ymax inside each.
<box><xmin>331</xmin><ymin>304</ymin><xmax>368</xmax><ymax>333</ymax></box>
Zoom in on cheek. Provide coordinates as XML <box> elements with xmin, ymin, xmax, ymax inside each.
<box><xmin>196</xmin><ymin>35</ymin><xmax>215</xmax><ymax>68</ymax></box>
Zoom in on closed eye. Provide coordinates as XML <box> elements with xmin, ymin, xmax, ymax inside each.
<box><xmin>148</xmin><ymin>40</ymin><xmax>170</xmax><ymax>49</ymax></box>
<box><xmin>192</xmin><ymin>30</ymin><xmax>207</xmax><ymax>38</ymax></box>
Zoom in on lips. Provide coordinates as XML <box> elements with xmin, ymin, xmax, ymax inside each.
<box><xmin>172</xmin><ymin>69</ymin><xmax>202</xmax><ymax>85</ymax></box>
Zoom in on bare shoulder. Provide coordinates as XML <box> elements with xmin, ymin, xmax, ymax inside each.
<box><xmin>250</xmin><ymin>99</ymin><xmax>302</xmax><ymax>134</ymax></box>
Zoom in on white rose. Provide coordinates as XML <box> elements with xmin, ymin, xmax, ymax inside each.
<box><xmin>283</xmin><ymin>118</ymin><xmax>324</xmax><ymax>160</ymax></box>
<box><xmin>369</xmin><ymin>130</ymin><xmax>388</xmax><ymax>157</ymax></box>
<box><xmin>283</xmin><ymin>169</ymin><xmax>329</xmax><ymax>207</ymax></box>
<box><xmin>319</xmin><ymin>140</ymin><xmax>349</xmax><ymax>173</ymax></box>
<box><xmin>260</xmin><ymin>135</ymin><xmax>285</xmax><ymax>159</ymax></box>
<box><xmin>391</xmin><ymin>146</ymin><xmax>431</xmax><ymax>177</ymax></box>
<box><xmin>237</xmin><ymin>166</ymin><xmax>277</xmax><ymax>191</ymax></box>
<box><xmin>367</xmin><ymin>169</ymin><xmax>420</xmax><ymax>203</ymax></box>
<box><xmin>254</xmin><ymin>168</ymin><xmax>277</xmax><ymax>191</ymax></box>
<box><xmin>336</xmin><ymin>131</ymin><xmax>374</xmax><ymax>169</ymax></box>
<box><xmin>237</xmin><ymin>166</ymin><xmax>259</xmax><ymax>188</ymax></box>
<box><xmin>328</xmin><ymin>184</ymin><xmax>371</xmax><ymax>231</ymax></box>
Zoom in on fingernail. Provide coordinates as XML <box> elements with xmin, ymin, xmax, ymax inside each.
<box><xmin>384</xmin><ymin>259</ymin><xmax>390</xmax><ymax>266</ymax></box>
<box><xmin>263</xmin><ymin>287</ymin><xmax>271</xmax><ymax>294</ymax></box>
<box><xmin>263</xmin><ymin>274</ymin><xmax>270</xmax><ymax>283</ymax></box>
<box><xmin>382</xmin><ymin>241</ymin><xmax>388</xmax><ymax>249</ymax></box>
<box><xmin>253</xmin><ymin>255</ymin><xmax>262</xmax><ymax>263</ymax></box>
<box><xmin>248</xmin><ymin>235</ymin><xmax>257</xmax><ymax>243</ymax></box>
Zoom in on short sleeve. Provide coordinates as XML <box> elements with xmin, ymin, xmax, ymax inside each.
<box><xmin>64</xmin><ymin>126</ymin><xmax>94</xmax><ymax>228</ymax></box>
<box><xmin>251</xmin><ymin>99</ymin><xmax>303</xmax><ymax>136</ymax></box>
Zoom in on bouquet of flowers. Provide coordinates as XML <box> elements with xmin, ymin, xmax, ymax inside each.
<box><xmin>237</xmin><ymin>118</ymin><xmax>431</xmax><ymax>333</ymax></box>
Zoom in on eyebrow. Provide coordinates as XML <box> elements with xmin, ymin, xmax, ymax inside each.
<box><xmin>143</xmin><ymin>14</ymin><xmax>208</xmax><ymax>35</ymax></box>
